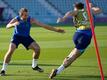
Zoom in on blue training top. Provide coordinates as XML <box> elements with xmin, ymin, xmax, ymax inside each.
<box><xmin>13</xmin><ymin>16</ymin><xmax>31</xmax><ymax>37</ymax></box>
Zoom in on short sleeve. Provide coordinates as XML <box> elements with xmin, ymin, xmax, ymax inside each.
<box><xmin>14</xmin><ymin>16</ymin><xmax>20</xmax><ymax>21</ymax></box>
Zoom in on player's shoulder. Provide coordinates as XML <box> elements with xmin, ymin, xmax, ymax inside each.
<box><xmin>28</xmin><ymin>16</ymin><xmax>33</xmax><ymax>21</ymax></box>
<box><xmin>70</xmin><ymin>10</ymin><xmax>78</xmax><ymax>16</ymax></box>
<box><xmin>14</xmin><ymin>15</ymin><xmax>20</xmax><ymax>19</ymax></box>
<box><xmin>65</xmin><ymin>10</ymin><xmax>77</xmax><ymax>17</ymax></box>
<box><xmin>27</xmin><ymin>16</ymin><xmax>31</xmax><ymax>19</ymax></box>
<box><xmin>14</xmin><ymin>15</ymin><xmax>20</xmax><ymax>21</ymax></box>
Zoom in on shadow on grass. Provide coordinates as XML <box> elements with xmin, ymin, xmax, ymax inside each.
<box><xmin>5</xmin><ymin>74</ymin><xmax>37</xmax><ymax>77</ymax></box>
<box><xmin>55</xmin><ymin>75</ymin><xmax>107</xmax><ymax>80</ymax></box>
<box><xmin>0</xmin><ymin>63</ymin><xmax>98</xmax><ymax>68</ymax></box>
<box><xmin>1</xmin><ymin>72</ymin><xmax>107</xmax><ymax>80</ymax></box>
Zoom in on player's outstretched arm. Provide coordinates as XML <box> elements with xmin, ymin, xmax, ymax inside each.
<box><xmin>89</xmin><ymin>3</ymin><xmax>102</xmax><ymax>14</ymax></box>
<box><xmin>6</xmin><ymin>18</ymin><xmax>19</xmax><ymax>29</ymax></box>
<box><xmin>57</xmin><ymin>11</ymin><xmax>76</xmax><ymax>23</ymax></box>
<box><xmin>92</xmin><ymin>7</ymin><xmax>102</xmax><ymax>14</ymax></box>
<box><xmin>31</xmin><ymin>18</ymin><xmax>65</xmax><ymax>33</ymax></box>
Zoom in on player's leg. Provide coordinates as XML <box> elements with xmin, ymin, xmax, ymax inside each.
<box><xmin>63</xmin><ymin>48</ymin><xmax>82</xmax><ymax>67</ymax></box>
<box><xmin>0</xmin><ymin>43</ymin><xmax>16</xmax><ymax>76</ymax></box>
<box><xmin>49</xmin><ymin>32</ymin><xmax>92</xmax><ymax>79</ymax></box>
<box><xmin>22</xmin><ymin>36</ymin><xmax>43</xmax><ymax>72</ymax></box>
<box><xmin>49</xmin><ymin>48</ymin><xmax>82</xmax><ymax>79</ymax></box>
<box><xmin>29</xmin><ymin>42</ymin><xmax>40</xmax><ymax>59</ymax></box>
<box><xmin>28</xmin><ymin>42</ymin><xmax>44</xmax><ymax>72</ymax></box>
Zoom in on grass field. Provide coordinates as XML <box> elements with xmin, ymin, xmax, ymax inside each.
<box><xmin>0</xmin><ymin>26</ymin><xmax>107</xmax><ymax>80</ymax></box>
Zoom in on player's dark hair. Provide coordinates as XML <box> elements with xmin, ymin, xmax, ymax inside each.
<box><xmin>19</xmin><ymin>8</ymin><xmax>28</xmax><ymax>16</ymax></box>
<box><xmin>75</xmin><ymin>2</ymin><xmax>84</xmax><ymax>9</ymax></box>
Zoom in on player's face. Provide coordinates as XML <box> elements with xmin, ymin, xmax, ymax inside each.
<box><xmin>21</xmin><ymin>12</ymin><xmax>28</xmax><ymax>20</ymax></box>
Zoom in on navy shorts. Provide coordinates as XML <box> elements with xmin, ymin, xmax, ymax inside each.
<box><xmin>73</xmin><ymin>32</ymin><xmax>92</xmax><ymax>51</ymax></box>
<box><xmin>11</xmin><ymin>35</ymin><xmax>35</xmax><ymax>50</ymax></box>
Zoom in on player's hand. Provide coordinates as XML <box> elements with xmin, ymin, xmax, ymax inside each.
<box><xmin>56</xmin><ymin>28</ymin><xmax>65</xmax><ymax>33</ymax></box>
<box><xmin>57</xmin><ymin>18</ymin><xmax>63</xmax><ymax>23</ymax></box>
<box><xmin>6</xmin><ymin>21</ymin><xmax>19</xmax><ymax>29</ymax></box>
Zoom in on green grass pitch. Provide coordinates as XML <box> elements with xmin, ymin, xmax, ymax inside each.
<box><xmin>0</xmin><ymin>26</ymin><xmax>107</xmax><ymax>80</ymax></box>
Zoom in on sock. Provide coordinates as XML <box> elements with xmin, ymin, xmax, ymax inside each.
<box><xmin>32</xmin><ymin>59</ymin><xmax>38</xmax><ymax>68</ymax></box>
<box><xmin>56</xmin><ymin>64</ymin><xmax>65</xmax><ymax>74</ymax></box>
<box><xmin>1</xmin><ymin>63</ymin><xmax>8</xmax><ymax>71</ymax></box>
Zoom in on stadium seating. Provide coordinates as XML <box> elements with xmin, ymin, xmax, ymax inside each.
<box><xmin>92</xmin><ymin>0</ymin><xmax>107</xmax><ymax>14</ymax></box>
<box><xmin>47</xmin><ymin>0</ymin><xmax>107</xmax><ymax>15</ymax></box>
<box><xmin>2</xmin><ymin>0</ymin><xmax>58</xmax><ymax>23</ymax></box>
<box><xmin>1</xmin><ymin>0</ymin><xmax>107</xmax><ymax>24</ymax></box>
<box><xmin>46</xmin><ymin>0</ymin><xmax>73</xmax><ymax>14</ymax></box>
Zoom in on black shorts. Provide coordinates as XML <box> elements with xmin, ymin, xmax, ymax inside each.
<box><xmin>11</xmin><ymin>35</ymin><xmax>35</xmax><ymax>50</ymax></box>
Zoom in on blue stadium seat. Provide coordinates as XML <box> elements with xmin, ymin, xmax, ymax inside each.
<box><xmin>1</xmin><ymin>0</ymin><xmax>107</xmax><ymax>24</ymax></box>
<box><xmin>3</xmin><ymin>0</ymin><xmax>58</xmax><ymax>23</ymax></box>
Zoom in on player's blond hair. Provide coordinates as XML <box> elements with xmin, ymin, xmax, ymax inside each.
<box><xmin>19</xmin><ymin>8</ymin><xmax>28</xmax><ymax>16</ymax></box>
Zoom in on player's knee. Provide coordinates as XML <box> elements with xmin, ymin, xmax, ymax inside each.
<box><xmin>34</xmin><ymin>46</ymin><xmax>40</xmax><ymax>54</ymax></box>
<box><xmin>7</xmin><ymin>44</ymin><xmax>16</xmax><ymax>54</ymax></box>
<box><xmin>7</xmin><ymin>49</ymin><xmax>14</xmax><ymax>55</ymax></box>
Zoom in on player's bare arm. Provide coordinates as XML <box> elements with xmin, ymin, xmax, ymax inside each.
<box><xmin>92</xmin><ymin>7</ymin><xmax>102</xmax><ymax>14</ymax></box>
<box><xmin>31</xmin><ymin>18</ymin><xmax>65</xmax><ymax>33</ymax></box>
<box><xmin>6</xmin><ymin>18</ymin><xmax>19</xmax><ymax>29</ymax></box>
<box><xmin>89</xmin><ymin>3</ymin><xmax>102</xmax><ymax>14</ymax></box>
<box><xmin>57</xmin><ymin>11</ymin><xmax>77</xmax><ymax>23</ymax></box>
